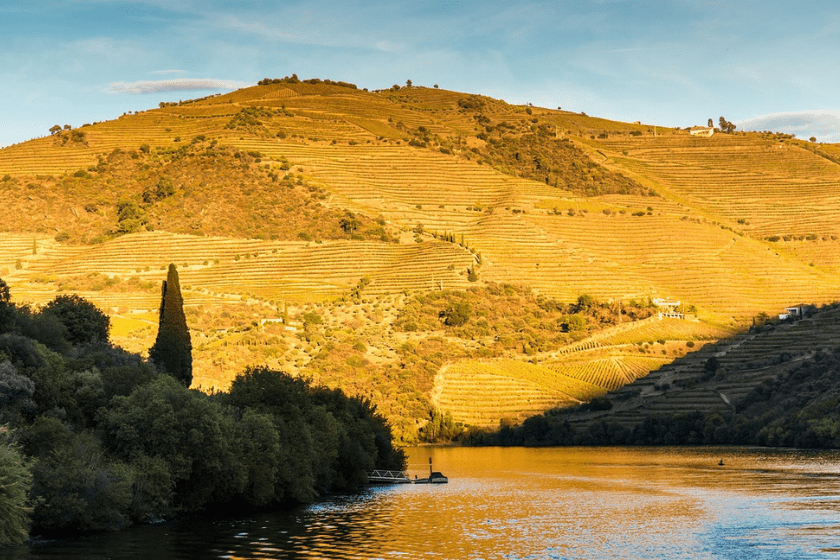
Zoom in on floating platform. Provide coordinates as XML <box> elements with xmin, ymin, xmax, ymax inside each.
<box><xmin>367</xmin><ymin>458</ymin><xmax>448</xmax><ymax>485</ymax></box>
<box><xmin>367</xmin><ymin>469</ymin><xmax>412</xmax><ymax>484</ymax></box>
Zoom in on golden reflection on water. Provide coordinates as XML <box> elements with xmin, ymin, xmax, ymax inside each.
<box><xmin>247</xmin><ymin>446</ymin><xmax>840</xmax><ymax>560</ymax></box>
<box><xmin>5</xmin><ymin>446</ymin><xmax>840</xmax><ymax>559</ymax></box>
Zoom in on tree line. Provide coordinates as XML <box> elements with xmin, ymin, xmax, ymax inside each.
<box><xmin>0</xmin><ymin>268</ymin><xmax>404</xmax><ymax>544</ymax></box>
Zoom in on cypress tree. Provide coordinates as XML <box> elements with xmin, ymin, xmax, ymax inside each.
<box><xmin>149</xmin><ymin>264</ymin><xmax>192</xmax><ymax>386</ymax></box>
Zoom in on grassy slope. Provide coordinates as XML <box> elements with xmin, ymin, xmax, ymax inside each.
<box><xmin>1</xmin><ymin>81</ymin><xmax>839</xmax><ymax>435</ymax></box>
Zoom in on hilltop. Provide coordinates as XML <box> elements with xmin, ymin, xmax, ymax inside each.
<box><xmin>1</xmin><ymin>77</ymin><xmax>839</xmax><ymax>440</ymax></box>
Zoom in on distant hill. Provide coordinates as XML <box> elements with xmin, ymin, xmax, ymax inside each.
<box><xmin>1</xmin><ymin>79</ymin><xmax>839</xmax><ymax>440</ymax></box>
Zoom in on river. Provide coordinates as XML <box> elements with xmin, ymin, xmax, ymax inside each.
<box><xmin>4</xmin><ymin>446</ymin><xmax>840</xmax><ymax>559</ymax></box>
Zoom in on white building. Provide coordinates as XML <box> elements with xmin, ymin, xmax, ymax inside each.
<box><xmin>689</xmin><ymin>126</ymin><xmax>715</xmax><ymax>137</ymax></box>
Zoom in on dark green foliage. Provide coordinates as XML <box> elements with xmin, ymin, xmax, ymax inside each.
<box><xmin>0</xmin><ymin>334</ymin><xmax>46</xmax><ymax>369</ymax></box>
<box><xmin>42</xmin><ymin>294</ymin><xmax>110</xmax><ymax>345</ymax></box>
<box><xmin>582</xmin><ymin>396</ymin><xmax>613</xmax><ymax>411</ymax></box>
<box><xmin>18</xmin><ymin>310</ymin><xmax>70</xmax><ymax>352</ymax></box>
<box><xmin>149</xmin><ymin>264</ymin><xmax>192</xmax><ymax>386</ymax></box>
<box><xmin>419</xmin><ymin>408</ymin><xmax>461</xmax><ymax>442</ymax></box>
<box><xmin>99</xmin><ymin>375</ymin><xmax>242</xmax><ymax>512</ymax></box>
<box><xmin>0</xmin><ymin>435</ymin><xmax>32</xmax><ymax>545</ymax></box>
<box><xmin>0</xmin><ymin>361</ymin><xmax>36</xmax><ymax>426</ymax></box>
<box><xmin>440</xmin><ymin>302</ymin><xmax>471</xmax><ymax>326</ymax></box>
<box><xmin>225</xmin><ymin>368</ymin><xmax>405</xmax><ymax>492</ymax></box>
<box><xmin>704</xmin><ymin>356</ymin><xmax>719</xmax><ymax>373</ymax></box>
<box><xmin>141</xmin><ymin>177</ymin><xmax>176</xmax><ymax>203</ymax></box>
<box><xmin>339</xmin><ymin>213</ymin><xmax>360</xmax><ymax>233</ymax></box>
<box><xmin>31</xmin><ymin>432</ymin><xmax>131</xmax><ymax>533</ymax></box>
<box><xmin>115</xmin><ymin>200</ymin><xmax>147</xmax><ymax>233</ymax></box>
<box><xmin>258</xmin><ymin>76</ymin><xmax>357</xmax><ymax>89</ymax></box>
<box><xmin>0</xmin><ymin>279</ymin><xmax>10</xmax><ymax>306</ymax></box>
<box><xmin>396</xmin><ymin>285</ymin><xmax>654</xmax><ymax>355</ymax></box>
<box><xmin>469</xmin><ymin>118</ymin><xmax>650</xmax><ymax>197</ymax></box>
<box><xmin>225</xmin><ymin>107</ymin><xmax>274</xmax><ymax>131</ymax></box>
<box><xmin>0</xmin><ymin>280</ymin><xmax>404</xmax><ymax>537</ymax></box>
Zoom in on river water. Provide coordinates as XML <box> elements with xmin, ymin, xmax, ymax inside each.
<box><xmin>4</xmin><ymin>446</ymin><xmax>840</xmax><ymax>559</ymax></box>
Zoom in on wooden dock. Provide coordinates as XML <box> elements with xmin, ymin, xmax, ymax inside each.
<box><xmin>367</xmin><ymin>458</ymin><xmax>448</xmax><ymax>485</ymax></box>
<box><xmin>367</xmin><ymin>469</ymin><xmax>412</xmax><ymax>484</ymax></box>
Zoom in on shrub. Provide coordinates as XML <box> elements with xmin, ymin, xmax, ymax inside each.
<box><xmin>42</xmin><ymin>294</ymin><xmax>110</xmax><ymax>345</ymax></box>
<box><xmin>0</xmin><ymin>437</ymin><xmax>32</xmax><ymax>545</ymax></box>
<box><xmin>440</xmin><ymin>302</ymin><xmax>471</xmax><ymax>326</ymax></box>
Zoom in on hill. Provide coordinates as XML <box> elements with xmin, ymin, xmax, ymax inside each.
<box><xmin>1</xmin><ymin>77</ymin><xmax>839</xmax><ymax>439</ymax></box>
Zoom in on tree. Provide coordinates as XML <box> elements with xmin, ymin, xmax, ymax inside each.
<box><xmin>810</xmin><ymin>136</ymin><xmax>817</xmax><ymax>142</ymax></box>
<box><xmin>49</xmin><ymin>125</ymin><xmax>61</xmax><ymax>136</ymax></box>
<box><xmin>719</xmin><ymin>116</ymin><xmax>736</xmax><ymax>133</ymax></box>
<box><xmin>707</xmin><ymin>118</ymin><xmax>714</xmax><ymax>128</ymax></box>
<box><xmin>149</xmin><ymin>264</ymin><xmax>192</xmax><ymax>386</ymax></box>
<box><xmin>440</xmin><ymin>302</ymin><xmax>471</xmax><ymax>326</ymax></box>
<box><xmin>339</xmin><ymin>213</ymin><xmax>359</xmax><ymax>233</ymax></box>
<box><xmin>42</xmin><ymin>294</ymin><xmax>110</xmax><ymax>345</ymax></box>
<box><xmin>0</xmin><ymin>279</ymin><xmax>10</xmax><ymax>306</ymax></box>
<box><xmin>405</xmin><ymin>79</ymin><xmax>412</xmax><ymax>88</ymax></box>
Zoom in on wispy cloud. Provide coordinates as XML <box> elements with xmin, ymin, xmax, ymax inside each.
<box><xmin>107</xmin><ymin>78</ymin><xmax>251</xmax><ymax>94</ymax></box>
<box><xmin>738</xmin><ymin>110</ymin><xmax>840</xmax><ymax>143</ymax></box>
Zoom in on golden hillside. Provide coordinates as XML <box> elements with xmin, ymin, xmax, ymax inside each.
<box><xmin>2</xmin><ymin>79</ymin><xmax>838</xmax><ymax>437</ymax></box>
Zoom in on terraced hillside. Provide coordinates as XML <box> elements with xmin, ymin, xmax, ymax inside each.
<box><xmin>1</xmin><ymin>79</ymin><xmax>839</xmax><ymax>438</ymax></box>
<box><xmin>433</xmin><ymin>316</ymin><xmax>733</xmax><ymax>427</ymax></box>
<box><xmin>565</xmin><ymin>304</ymin><xmax>840</xmax><ymax>431</ymax></box>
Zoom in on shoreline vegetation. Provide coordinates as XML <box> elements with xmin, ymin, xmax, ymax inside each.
<box><xmin>0</xmin><ymin>275</ymin><xmax>405</xmax><ymax>545</ymax></box>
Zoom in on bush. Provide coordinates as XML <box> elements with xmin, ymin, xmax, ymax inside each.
<box><xmin>0</xmin><ymin>436</ymin><xmax>31</xmax><ymax>545</ymax></box>
<box><xmin>41</xmin><ymin>294</ymin><xmax>110</xmax><ymax>345</ymax></box>
<box><xmin>440</xmin><ymin>302</ymin><xmax>471</xmax><ymax>327</ymax></box>
<box><xmin>31</xmin><ymin>432</ymin><xmax>131</xmax><ymax>532</ymax></box>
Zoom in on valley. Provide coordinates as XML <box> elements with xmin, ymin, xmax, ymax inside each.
<box><xmin>2</xmin><ymin>79</ymin><xmax>839</xmax><ymax>440</ymax></box>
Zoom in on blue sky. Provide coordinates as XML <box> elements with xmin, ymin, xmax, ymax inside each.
<box><xmin>3</xmin><ymin>0</ymin><xmax>840</xmax><ymax>147</ymax></box>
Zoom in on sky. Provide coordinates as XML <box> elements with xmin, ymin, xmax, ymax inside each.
<box><xmin>2</xmin><ymin>0</ymin><xmax>840</xmax><ymax>147</ymax></box>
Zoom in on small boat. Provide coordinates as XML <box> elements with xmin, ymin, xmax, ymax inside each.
<box><xmin>414</xmin><ymin>458</ymin><xmax>448</xmax><ymax>484</ymax></box>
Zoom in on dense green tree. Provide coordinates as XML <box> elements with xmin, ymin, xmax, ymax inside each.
<box><xmin>42</xmin><ymin>294</ymin><xmax>110</xmax><ymax>345</ymax></box>
<box><xmin>0</xmin><ymin>279</ymin><xmax>15</xmax><ymax>334</ymax></box>
<box><xmin>440</xmin><ymin>302</ymin><xmax>471</xmax><ymax>326</ymax></box>
<box><xmin>0</xmin><ymin>280</ymin><xmax>405</xmax><ymax>537</ymax></box>
<box><xmin>0</xmin><ymin>435</ymin><xmax>32</xmax><ymax>545</ymax></box>
<box><xmin>31</xmin><ymin>432</ymin><xmax>131</xmax><ymax>533</ymax></box>
<box><xmin>99</xmin><ymin>375</ymin><xmax>243</xmax><ymax>512</ymax></box>
<box><xmin>149</xmin><ymin>264</ymin><xmax>192</xmax><ymax>386</ymax></box>
<box><xmin>0</xmin><ymin>362</ymin><xmax>36</xmax><ymax>426</ymax></box>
